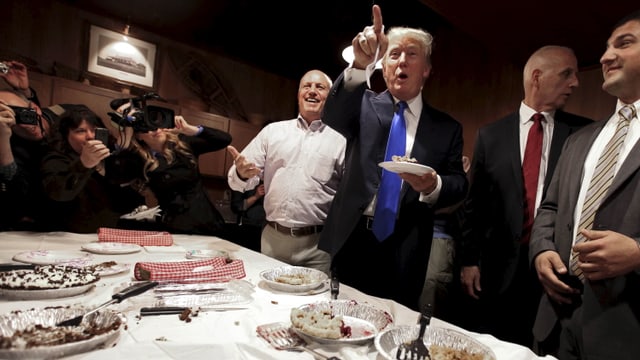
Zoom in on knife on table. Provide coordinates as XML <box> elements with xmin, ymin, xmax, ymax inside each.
<box><xmin>140</xmin><ymin>306</ymin><xmax>248</xmax><ymax>316</ymax></box>
<box><xmin>0</xmin><ymin>263</ymin><xmax>37</xmax><ymax>272</ymax></box>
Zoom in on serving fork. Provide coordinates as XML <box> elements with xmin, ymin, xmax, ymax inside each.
<box><xmin>396</xmin><ymin>304</ymin><xmax>432</xmax><ymax>360</ymax></box>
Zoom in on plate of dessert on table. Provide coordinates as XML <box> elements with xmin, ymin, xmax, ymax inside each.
<box><xmin>0</xmin><ymin>306</ymin><xmax>125</xmax><ymax>359</ymax></box>
<box><xmin>375</xmin><ymin>324</ymin><xmax>497</xmax><ymax>360</ymax></box>
<box><xmin>290</xmin><ymin>299</ymin><xmax>393</xmax><ymax>346</ymax></box>
<box><xmin>379</xmin><ymin>155</ymin><xmax>435</xmax><ymax>176</ymax></box>
<box><xmin>12</xmin><ymin>250</ymin><xmax>93</xmax><ymax>267</ymax></box>
<box><xmin>260</xmin><ymin>266</ymin><xmax>328</xmax><ymax>293</ymax></box>
<box><xmin>0</xmin><ymin>265</ymin><xmax>99</xmax><ymax>300</ymax></box>
<box><xmin>85</xmin><ymin>261</ymin><xmax>130</xmax><ymax>277</ymax></box>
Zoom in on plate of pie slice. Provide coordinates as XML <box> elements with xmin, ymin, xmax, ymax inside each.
<box><xmin>378</xmin><ymin>161</ymin><xmax>435</xmax><ymax>176</ymax></box>
<box><xmin>12</xmin><ymin>250</ymin><xmax>93</xmax><ymax>267</ymax></box>
<box><xmin>0</xmin><ymin>265</ymin><xmax>99</xmax><ymax>300</ymax></box>
<box><xmin>0</xmin><ymin>306</ymin><xmax>125</xmax><ymax>359</ymax></box>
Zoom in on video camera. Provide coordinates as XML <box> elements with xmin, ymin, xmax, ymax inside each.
<box><xmin>108</xmin><ymin>92</ymin><xmax>175</xmax><ymax>132</ymax></box>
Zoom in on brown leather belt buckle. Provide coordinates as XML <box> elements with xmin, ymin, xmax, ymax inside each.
<box><xmin>269</xmin><ymin>222</ymin><xmax>322</xmax><ymax>237</ymax></box>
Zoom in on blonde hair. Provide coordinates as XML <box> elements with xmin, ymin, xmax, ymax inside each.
<box><xmin>384</xmin><ymin>27</ymin><xmax>434</xmax><ymax>64</ymax></box>
<box><xmin>131</xmin><ymin>132</ymin><xmax>196</xmax><ymax>181</ymax></box>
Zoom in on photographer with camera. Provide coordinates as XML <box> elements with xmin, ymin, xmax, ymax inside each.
<box><xmin>0</xmin><ymin>88</ymin><xmax>55</xmax><ymax>231</ymax></box>
<box><xmin>41</xmin><ymin>105</ymin><xmax>145</xmax><ymax>233</ymax></box>
<box><xmin>110</xmin><ymin>95</ymin><xmax>233</xmax><ymax>236</ymax></box>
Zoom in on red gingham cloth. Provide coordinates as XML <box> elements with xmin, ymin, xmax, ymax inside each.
<box><xmin>134</xmin><ymin>257</ymin><xmax>246</xmax><ymax>283</ymax></box>
<box><xmin>98</xmin><ymin>227</ymin><xmax>173</xmax><ymax>246</ymax></box>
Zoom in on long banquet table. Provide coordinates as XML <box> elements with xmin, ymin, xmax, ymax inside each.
<box><xmin>0</xmin><ymin>231</ymin><xmax>557</xmax><ymax>360</ymax></box>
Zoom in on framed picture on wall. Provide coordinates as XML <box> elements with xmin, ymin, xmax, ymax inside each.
<box><xmin>86</xmin><ymin>24</ymin><xmax>157</xmax><ymax>89</ymax></box>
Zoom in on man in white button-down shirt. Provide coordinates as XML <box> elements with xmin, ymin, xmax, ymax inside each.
<box><xmin>227</xmin><ymin>69</ymin><xmax>345</xmax><ymax>275</ymax></box>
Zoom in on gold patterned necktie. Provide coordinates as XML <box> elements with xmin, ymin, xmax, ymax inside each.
<box><xmin>570</xmin><ymin>104</ymin><xmax>636</xmax><ymax>280</ymax></box>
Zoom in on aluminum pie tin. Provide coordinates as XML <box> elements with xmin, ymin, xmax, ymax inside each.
<box><xmin>260</xmin><ymin>266</ymin><xmax>328</xmax><ymax>293</ymax></box>
<box><xmin>291</xmin><ymin>300</ymin><xmax>393</xmax><ymax>345</ymax></box>
<box><xmin>375</xmin><ymin>324</ymin><xmax>497</xmax><ymax>360</ymax></box>
<box><xmin>0</xmin><ymin>306</ymin><xmax>125</xmax><ymax>359</ymax></box>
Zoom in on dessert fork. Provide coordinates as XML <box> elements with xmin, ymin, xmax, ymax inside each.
<box><xmin>396</xmin><ymin>304</ymin><xmax>432</xmax><ymax>360</ymax></box>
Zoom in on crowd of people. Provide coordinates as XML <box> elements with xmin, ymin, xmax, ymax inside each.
<box><xmin>2</xmin><ymin>5</ymin><xmax>639</xmax><ymax>360</ymax></box>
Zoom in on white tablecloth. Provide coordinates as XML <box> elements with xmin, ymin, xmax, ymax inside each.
<box><xmin>0</xmin><ymin>231</ymin><xmax>555</xmax><ymax>360</ymax></box>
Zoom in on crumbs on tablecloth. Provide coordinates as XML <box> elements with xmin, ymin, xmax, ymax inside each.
<box><xmin>155</xmin><ymin>336</ymin><xmax>168</xmax><ymax>341</ymax></box>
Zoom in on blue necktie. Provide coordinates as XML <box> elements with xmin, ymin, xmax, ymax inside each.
<box><xmin>372</xmin><ymin>101</ymin><xmax>407</xmax><ymax>241</ymax></box>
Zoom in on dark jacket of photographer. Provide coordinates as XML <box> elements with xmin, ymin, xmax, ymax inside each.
<box><xmin>146</xmin><ymin>126</ymin><xmax>231</xmax><ymax>236</ymax></box>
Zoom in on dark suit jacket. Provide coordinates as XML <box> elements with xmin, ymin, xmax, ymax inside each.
<box><xmin>460</xmin><ymin>111</ymin><xmax>592</xmax><ymax>295</ymax></box>
<box><xmin>530</xmin><ymin>119</ymin><xmax>640</xmax><ymax>359</ymax></box>
<box><xmin>318</xmin><ymin>72</ymin><xmax>468</xmax><ymax>264</ymax></box>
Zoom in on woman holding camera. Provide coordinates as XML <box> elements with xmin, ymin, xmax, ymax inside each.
<box><xmin>119</xmin><ymin>102</ymin><xmax>232</xmax><ymax>236</ymax></box>
<box><xmin>41</xmin><ymin>105</ymin><xmax>144</xmax><ymax>233</ymax></box>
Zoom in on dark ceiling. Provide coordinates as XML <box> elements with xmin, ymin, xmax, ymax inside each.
<box><xmin>59</xmin><ymin>0</ymin><xmax>638</xmax><ymax>81</ymax></box>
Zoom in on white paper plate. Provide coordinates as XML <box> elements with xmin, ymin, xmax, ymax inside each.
<box><xmin>0</xmin><ymin>283</ymin><xmax>96</xmax><ymax>301</ymax></box>
<box><xmin>259</xmin><ymin>266</ymin><xmax>328</xmax><ymax>293</ymax></box>
<box><xmin>12</xmin><ymin>250</ymin><xmax>93</xmax><ymax>267</ymax></box>
<box><xmin>378</xmin><ymin>161</ymin><xmax>435</xmax><ymax>176</ymax></box>
<box><xmin>0</xmin><ymin>306</ymin><xmax>124</xmax><ymax>359</ymax></box>
<box><xmin>120</xmin><ymin>205</ymin><xmax>161</xmax><ymax>220</ymax></box>
<box><xmin>290</xmin><ymin>300</ymin><xmax>393</xmax><ymax>346</ymax></box>
<box><xmin>88</xmin><ymin>262</ymin><xmax>130</xmax><ymax>277</ymax></box>
<box><xmin>81</xmin><ymin>242</ymin><xmax>142</xmax><ymax>255</ymax></box>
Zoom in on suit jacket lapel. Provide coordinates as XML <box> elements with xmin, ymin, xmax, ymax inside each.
<box><xmin>606</xmin><ymin>137</ymin><xmax>640</xmax><ymax>200</ymax></box>
<box><xmin>507</xmin><ymin>114</ymin><xmax>524</xmax><ymax>192</ymax></box>
<box><xmin>547</xmin><ymin>120</ymin><xmax>570</xmax><ymax>190</ymax></box>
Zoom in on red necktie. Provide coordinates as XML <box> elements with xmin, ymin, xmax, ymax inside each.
<box><xmin>521</xmin><ymin>113</ymin><xmax>544</xmax><ymax>244</ymax></box>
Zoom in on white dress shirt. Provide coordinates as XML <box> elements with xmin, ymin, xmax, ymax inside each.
<box><xmin>228</xmin><ymin>117</ymin><xmax>346</xmax><ymax>228</ymax></box>
<box><xmin>572</xmin><ymin>100</ymin><xmax>640</xmax><ymax>242</ymax></box>
<box><xmin>519</xmin><ymin>102</ymin><xmax>555</xmax><ymax>214</ymax></box>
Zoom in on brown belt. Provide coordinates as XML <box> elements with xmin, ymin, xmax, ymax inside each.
<box><xmin>267</xmin><ymin>221</ymin><xmax>323</xmax><ymax>237</ymax></box>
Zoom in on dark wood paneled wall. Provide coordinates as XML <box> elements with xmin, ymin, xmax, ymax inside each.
<box><xmin>2</xmin><ymin>1</ymin><xmax>617</xmax><ymax>162</ymax></box>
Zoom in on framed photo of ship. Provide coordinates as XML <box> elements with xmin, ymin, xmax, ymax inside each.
<box><xmin>86</xmin><ymin>24</ymin><xmax>157</xmax><ymax>89</ymax></box>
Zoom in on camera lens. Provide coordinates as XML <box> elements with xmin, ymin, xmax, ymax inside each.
<box><xmin>145</xmin><ymin>106</ymin><xmax>174</xmax><ymax>129</ymax></box>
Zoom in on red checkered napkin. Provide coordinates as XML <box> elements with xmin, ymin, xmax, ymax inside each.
<box><xmin>98</xmin><ymin>227</ymin><xmax>173</xmax><ymax>246</ymax></box>
<box><xmin>134</xmin><ymin>257</ymin><xmax>246</xmax><ymax>283</ymax></box>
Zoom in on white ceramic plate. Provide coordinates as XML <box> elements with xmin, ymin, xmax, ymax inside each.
<box><xmin>81</xmin><ymin>242</ymin><xmax>142</xmax><ymax>255</ymax></box>
<box><xmin>0</xmin><ymin>283</ymin><xmax>96</xmax><ymax>301</ymax></box>
<box><xmin>375</xmin><ymin>324</ymin><xmax>497</xmax><ymax>360</ymax></box>
<box><xmin>0</xmin><ymin>306</ymin><xmax>125</xmax><ymax>359</ymax></box>
<box><xmin>290</xmin><ymin>300</ymin><xmax>393</xmax><ymax>346</ymax></box>
<box><xmin>260</xmin><ymin>266</ymin><xmax>328</xmax><ymax>293</ymax></box>
<box><xmin>378</xmin><ymin>161</ymin><xmax>435</xmax><ymax>176</ymax></box>
<box><xmin>12</xmin><ymin>250</ymin><xmax>93</xmax><ymax>267</ymax></box>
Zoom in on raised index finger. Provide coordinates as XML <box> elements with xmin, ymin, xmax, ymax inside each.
<box><xmin>226</xmin><ymin>145</ymin><xmax>240</xmax><ymax>159</ymax></box>
<box><xmin>372</xmin><ymin>4</ymin><xmax>383</xmax><ymax>35</ymax></box>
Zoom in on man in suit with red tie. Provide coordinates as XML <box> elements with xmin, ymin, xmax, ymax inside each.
<box><xmin>530</xmin><ymin>11</ymin><xmax>640</xmax><ymax>359</ymax></box>
<box><xmin>457</xmin><ymin>45</ymin><xmax>593</xmax><ymax>348</ymax></box>
<box><xmin>318</xmin><ymin>5</ymin><xmax>468</xmax><ymax>311</ymax></box>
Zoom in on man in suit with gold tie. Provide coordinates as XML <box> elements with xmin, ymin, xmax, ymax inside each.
<box><xmin>530</xmin><ymin>10</ymin><xmax>640</xmax><ymax>359</ymax></box>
